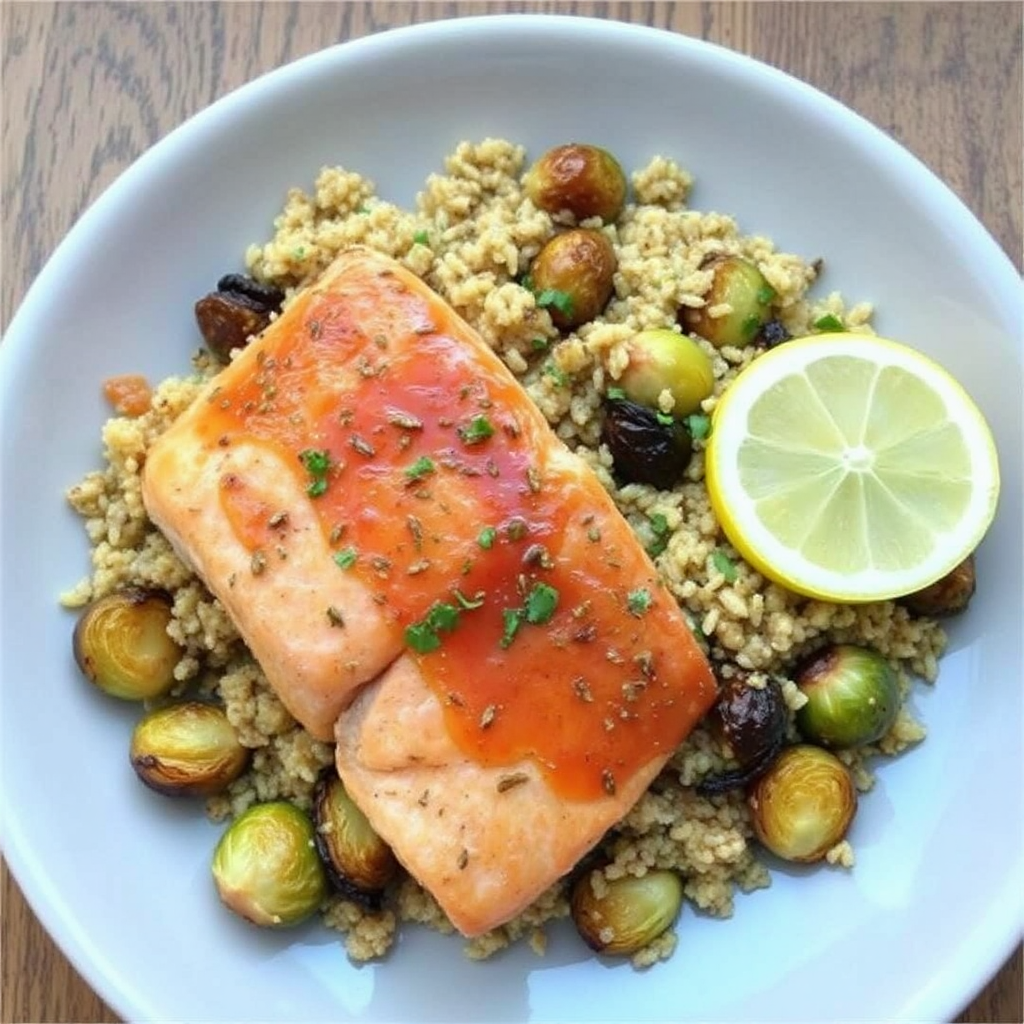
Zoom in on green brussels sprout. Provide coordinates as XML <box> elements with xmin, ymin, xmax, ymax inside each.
<box><xmin>901</xmin><ymin>553</ymin><xmax>977</xmax><ymax>617</ymax></box>
<box><xmin>748</xmin><ymin>744</ymin><xmax>857</xmax><ymax>863</ymax></box>
<box><xmin>571</xmin><ymin>869</ymin><xmax>683</xmax><ymax>956</ymax></box>
<box><xmin>679</xmin><ymin>256</ymin><xmax>774</xmax><ymax>349</ymax></box>
<box><xmin>212</xmin><ymin>802</ymin><xmax>327</xmax><ymax>928</ymax></box>
<box><xmin>130</xmin><ymin>701</ymin><xmax>250</xmax><ymax>797</ymax></box>
<box><xmin>617</xmin><ymin>329</ymin><xmax>715</xmax><ymax>417</ymax></box>
<box><xmin>523</xmin><ymin>143</ymin><xmax>627</xmax><ymax>223</ymax></box>
<box><xmin>529</xmin><ymin>228</ymin><xmax>617</xmax><ymax>330</ymax></box>
<box><xmin>73</xmin><ymin>588</ymin><xmax>181</xmax><ymax>700</ymax></box>
<box><xmin>795</xmin><ymin>644</ymin><xmax>899</xmax><ymax>749</ymax></box>
<box><xmin>313</xmin><ymin>772</ymin><xmax>397</xmax><ymax>905</ymax></box>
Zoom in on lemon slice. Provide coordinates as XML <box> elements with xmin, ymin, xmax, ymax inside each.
<box><xmin>704</xmin><ymin>333</ymin><xmax>1000</xmax><ymax>602</ymax></box>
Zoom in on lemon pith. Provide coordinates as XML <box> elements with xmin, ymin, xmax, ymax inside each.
<box><xmin>705</xmin><ymin>334</ymin><xmax>1000</xmax><ymax>603</ymax></box>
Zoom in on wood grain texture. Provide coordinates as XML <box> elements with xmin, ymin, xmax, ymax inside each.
<box><xmin>1</xmin><ymin>3</ymin><xmax>1021</xmax><ymax>1022</ymax></box>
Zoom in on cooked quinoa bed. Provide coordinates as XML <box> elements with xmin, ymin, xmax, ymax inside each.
<box><xmin>62</xmin><ymin>139</ymin><xmax>946</xmax><ymax>966</ymax></box>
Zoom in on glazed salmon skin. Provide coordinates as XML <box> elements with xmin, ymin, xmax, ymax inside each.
<box><xmin>142</xmin><ymin>245</ymin><xmax>718</xmax><ymax>934</ymax></box>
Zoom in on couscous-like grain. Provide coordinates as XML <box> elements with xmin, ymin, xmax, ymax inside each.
<box><xmin>62</xmin><ymin>139</ymin><xmax>947</xmax><ymax>966</ymax></box>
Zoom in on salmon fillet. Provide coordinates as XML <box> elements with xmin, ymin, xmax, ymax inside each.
<box><xmin>142</xmin><ymin>245</ymin><xmax>718</xmax><ymax>936</ymax></box>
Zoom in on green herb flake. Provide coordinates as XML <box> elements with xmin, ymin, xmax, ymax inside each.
<box><xmin>477</xmin><ymin>526</ymin><xmax>497</xmax><ymax>550</ymax></box>
<box><xmin>520</xmin><ymin>273</ymin><xmax>534</xmax><ymax>292</ymax></box>
<box><xmin>458</xmin><ymin>415</ymin><xmax>495</xmax><ymax>446</ymax></box>
<box><xmin>531</xmin><ymin>337</ymin><xmax>549</xmax><ymax>352</ymax></box>
<box><xmin>685</xmin><ymin>413</ymin><xmax>711</xmax><ymax>441</ymax></box>
<box><xmin>405</xmin><ymin>621</ymin><xmax>442</xmax><ymax>654</ymax></box>
<box><xmin>426</xmin><ymin>602</ymin><xmax>461</xmax><ymax>633</ymax></box>
<box><xmin>413</xmin><ymin>229</ymin><xmax>430</xmax><ymax>246</ymax></box>
<box><xmin>711</xmin><ymin>549</ymin><xmax>739</xmax><ymax>583</ymax></box>
<box><xmin>333</xmin><ymin>547</ymin><xmax>358</xmax><ymax>570</ymax></box>
<box><xmin>525</xmin><ymin>582</ymin><xmax>559</xmax><ymax>625</ymax></box>
<box><xmin>306</xmin><ymin>478</ymin><xmax>327</xmax><ymax>498</ymax></box>
<box><xmin>814</xmin><ymin>313</ymin><xmax>845</xmax><ymax>332</ymax></box>
<box><xmin>627</xmin><ymin>588</ymin><xmax>653</xmax><ymax>617</ymax></box>
<box><xmin>292</xmin><ymin>246</ymin><xmax>306</xmax><ymax>261</ymax></box>
<box><xmin>656</xmin><ymin>411</ymin><xmax>675</xmax><ymax>426</ymax></box>
<box><xmin>542</xmin><ymin>362</ymin><xmax>569</xmax><ymax>388</ymax></box>
<box><xmin>536</xmin><ymin>288</ymin><xmax>575</xmax><ymax>318</ymax></box>
<box><xmin>606</xmin><ymin>386</ymin><xmax>627</xmax><ymax>401</ymax></box>
<box><xmin>647</xmin><ymin>512</ymin><xmax>671</xmax><ymax>557</ymax></box>
<box><xmin>299</xmin><ymin>448</ymin><xmax>332</xmax><ymax>497</ymax></box>
<box><xmin>404</xmin><ymin>455</ymin><xmax>436</xmax><ymax>482</ymax></box>
<box><xmin>500</xmin><ymin>608</ymin><xmax>524</xmax><ymax>649</ymax></box>
<box><xmin>757</xmin><ymin>284</ymin><xmax>777</xmax><ymax>305</ymax></box>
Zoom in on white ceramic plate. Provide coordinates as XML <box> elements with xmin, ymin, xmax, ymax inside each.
<box><xmin>2</xmin><ymin>15</ymin><xmax>1021</xmax><ymax>1024</ymax></box>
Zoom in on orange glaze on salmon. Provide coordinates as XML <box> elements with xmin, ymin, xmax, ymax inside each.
<box><xmin>142</xmin><ymin>246</ymin><xmax>718</xmax><ymax>935</ymax></box>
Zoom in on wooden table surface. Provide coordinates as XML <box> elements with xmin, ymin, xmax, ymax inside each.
<box><xmin>2</xmin><ymin>2</ymin><xmax>1021</xmax><ymax>1021</ymax></box>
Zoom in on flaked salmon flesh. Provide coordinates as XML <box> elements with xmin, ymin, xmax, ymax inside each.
<box><xmin>142</xmin><ymin>246</ymin><xmax>718</xmax><ymax>937</ymax></box>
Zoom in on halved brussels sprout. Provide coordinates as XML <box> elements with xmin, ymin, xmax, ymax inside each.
<box><xmin>617</xmin><ymin>328</ymin><xmax>714</xmax><ymax>417</ymax></box>
<box><xmin>523</xmin><ymin>143</ymin><xmax>627</xmax><ymax>223</ymax></box>
<box><xmin>795</xmin><ymin>644</ymin><xmax>899</xmax><ymax>749</ymax></box>
<box><xmin>901</xmin><ymin>554</ymin><xmax>976</xmax><ymax>617</ymax></box>
<box><xmin>679</xmin><ymin>256</ymin><xmax>774</xmax><ymax>349</ymax></box>
<box><xmin>571</xmin><ymin>869</ymin><xmax>683</xmax><ymax>956</ymax></box>
<box><xmin>130</xmin><ymin>701</ymin><xmax>250</xmax><ymax>797</ymax></box>
<box><xmin>529</xmin><ymin>228</ymin><xmax>617</xmax><ymax>330</ymax></box>
<box><xmin>748</xmin><ymin>744</ymin><xmax>857</xmax><ymax>863</ymax></box>
<box><xmin>73</xmin><ymin>588</ymin><xmax>181</xmax><ymax>700</ymax></box>
<box><xmin>312</xmin><ymin>772</ymin><xmax>397</xmax><ymax>905</ymax></box>
<box><xmin>212</xmin><ymin>801</ymin><xmax>327</xmax><ymax>928</ymax></box>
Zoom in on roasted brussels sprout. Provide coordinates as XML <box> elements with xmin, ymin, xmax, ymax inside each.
<box><xmin>795</xmin><ymin>644</ymin><xmax>899</xmax><ymax>749</ymax></box>
<box><xmin>73</xmin><ymin>588</ymin><xmax>181</xmax><ymax>701</ymax></box>
<box><xmin>130</xmin><ymin>701</ymin><xmax>250</xmax><ymax>797</ymax></box>
<box><xmin>602</xmin><ymin>399</ymin><xmax>693</xmax><ymax>490</ymax></box>
<box><xmin>616</xmin><ymin>329</ymin><xmax>715</xmax><ymax>417</ymax></box>
<box><xmin>748</xmin><ymin>744</ymin><xmax>857</xmax><ymax>863</ymax></box>
<box><xmin>313</xmin><ymin>772</ymin><xmax>397</xmax><ymax>906</ymax></box>
<box><xmin>679</xmin><ymin>256</ymin><xmax>774</xmax><ymax>349</ymax></box>
<box><xmin>212</xmin><ymin>801</ymin><xmax>327</xmax><ymax>928</ymax></box>
<box><xmin>195</xmin><ymin>274</ymin><xmax>284</xmax><ymax>362</ymax></box>
<box><xmin>697</xmin><ymin>673</ymin><xmax>788</xmax><ymax>796</ymax></box>
<box><xmin>523</xmin><ymin>143</ymin><xmax>627</xmax><ymax>223</ymax></box>
<box><xmin>901</xmin><ymin>554</ymin><xmax>976</xmax><ymax>617</ymax></box>
<box><xmin>571</xmin><ymin>869</ymin><xmax>683</xmax><ymax>956</ymax></box>
<box><xmin>529</xmin><ymin>228</ymin><xmax>617</xmax><ymax>330</ymax></box>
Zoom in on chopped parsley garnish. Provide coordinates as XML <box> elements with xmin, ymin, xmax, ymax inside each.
<box><xmin>647</xmin><ymin>512</ymin><xmax>671</xmax><ymax>557</ymax></box>
<box><xmin>542</xmin><ymin>362</ymin><xmax>569</xmax><ymax>388</ymax></box>
<box><xmin>477</xmin><ymin>526</ymin><xmax>497</xmax><ymax>550</ymax></box>
<box><xmin>405</xmin><ymin>600</ymin><xmax>462</xmax><ymax>654</ymax></box>
<box><xmin>656</xmin><ymin>411</ymin><xmax>675</xmax><ymax>426</ymax></box>
<box><xmin>606</xmin><ymin>386</ymin><xmax>627</xmax><ymax>401</ymax></box>
<box><xmin>757</xmin><ymin>284</ymin><xmax>777</xmax><ymax>305</ymax></box>
<box><xmin>741</xmin><ymin>313</ymin><xmax>763</xmax><ymax>339</ymax></box>
<box><xmin>333</xmin><ymin>547</ymin><xmax>358</xmax><ymax>570</ymax></box>
<box><xmin>627</xmin><ymin>588</ymin><xmax>653</xmax><ymax>617</ymax></box>
<box><xmin>458</xmin><ymin>415</ymin><xmax>495</xmax><ymax>446</ymax></box>
<box><xmin>525</xmin><ymin>582</ymin><xmax>559</xmax><ymax>625</ymax></box>
<box><xmin>520</xmin><ymin>273</ymin><xmax>534</xmax><ymax>292</ymax></box>
<box><xmin>292</xmin><ymin>246</ymin><xmax>306</xmax><ymax>260</ymax></box>
<box><xmin>536</xmin><ymin>288</ymin><xmax>575</xmax><ymax>319</ymax></box>
<box><xmin>814</xmin><ymin>313</ymin><xmax>845</xmax><ymax>332</ymax></box>
<box><xmin>404</xmin><ymin>455</ymin><xmax>436</xmax><ymax>481</ymax></box>
<box><xmin>531</xmin><ymin>337</ymin><xmax>549</xmax><ymax>351</ymax></box>
<box><xmin>413</xmin><ymin>229</ymin><xmax>430</xmax><ymax>246</ymax></box>
<box><xmin>299</xmin><ymin>448</ymin><xmax>332</xmax><ymax>497</ymax></box>
<box><xmin>711</xmin><ymin>549</ymin><xmax>739</xmax><ymax>583</ymax></box>
<box><xmin>685</xmin><ymin>413</ymin><xmax>711</xmax><ymax>441</ymax></box>
<box><xmin>500</xmin><ymin>608</ymin><xmax>524</xmax><ymax>649</ymax></box>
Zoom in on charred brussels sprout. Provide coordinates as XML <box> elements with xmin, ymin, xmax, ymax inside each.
<box><xmin>523</xmin><ymin>143</ymin><xmax>627</xmax><ymax>223</ymax></box>
<box><xmin>748</xmin><ymin>744</ymin><xmax>857</xmax><ymax>863</ymax></box>
<box><xmin>697</xmin><ymin>674</ymin><xmax>788</xmax><ymax>796</ymax></box>
<box><xmin>602</xmin><ymin>399</ymin><xmax>693</xmax><ymax>490</ymax></box>
<box><xmin>195</xmin><ymin>274</ymin><xmax>284</xmax><ymax>362</ymax></box>
<box><xmin>795</xmin><ymin>644</ymin><xmax>899</xmax><ymax>749</ymax></box>
<box><xmin>616</xmin><ymin>329</ymin><xmax>714</xmax><ymax>417</ymax></box>
<box><xmin>130</xmin><ymin>701</ymin><xmax>249</xmax><ymax>797</ymax></box>
<box><xmin>529</xmin><ymin>228</ymin><xmax>617</xmax><ymax>330</ymax></box>
<box><xmin>313</xmin><ymin>772</ymin><xmax>397</xmax><ymax>905</ymax></box>
<box><xmin>680</xmin><ymin>256</ymin><xmax>774</xmax><ymax>349</ymax></box>
<box><xmin>571</xmin><ymin>869</ymin><xmax>682</xmax><ymax>956</ymax></box>
<box><xmin>73</xmin><ymin>588</ymin><xmax>181</xmax><ymax>701</ymax></box>
<box><xmin>212</xmin><ymin>802</ymin><xmax>327</xmax><ymax>928</ymax></box>
<box><xmin>901</xmin><ymin>554</ymin><xmax>977</xmax><ymax>617</ymax></box>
